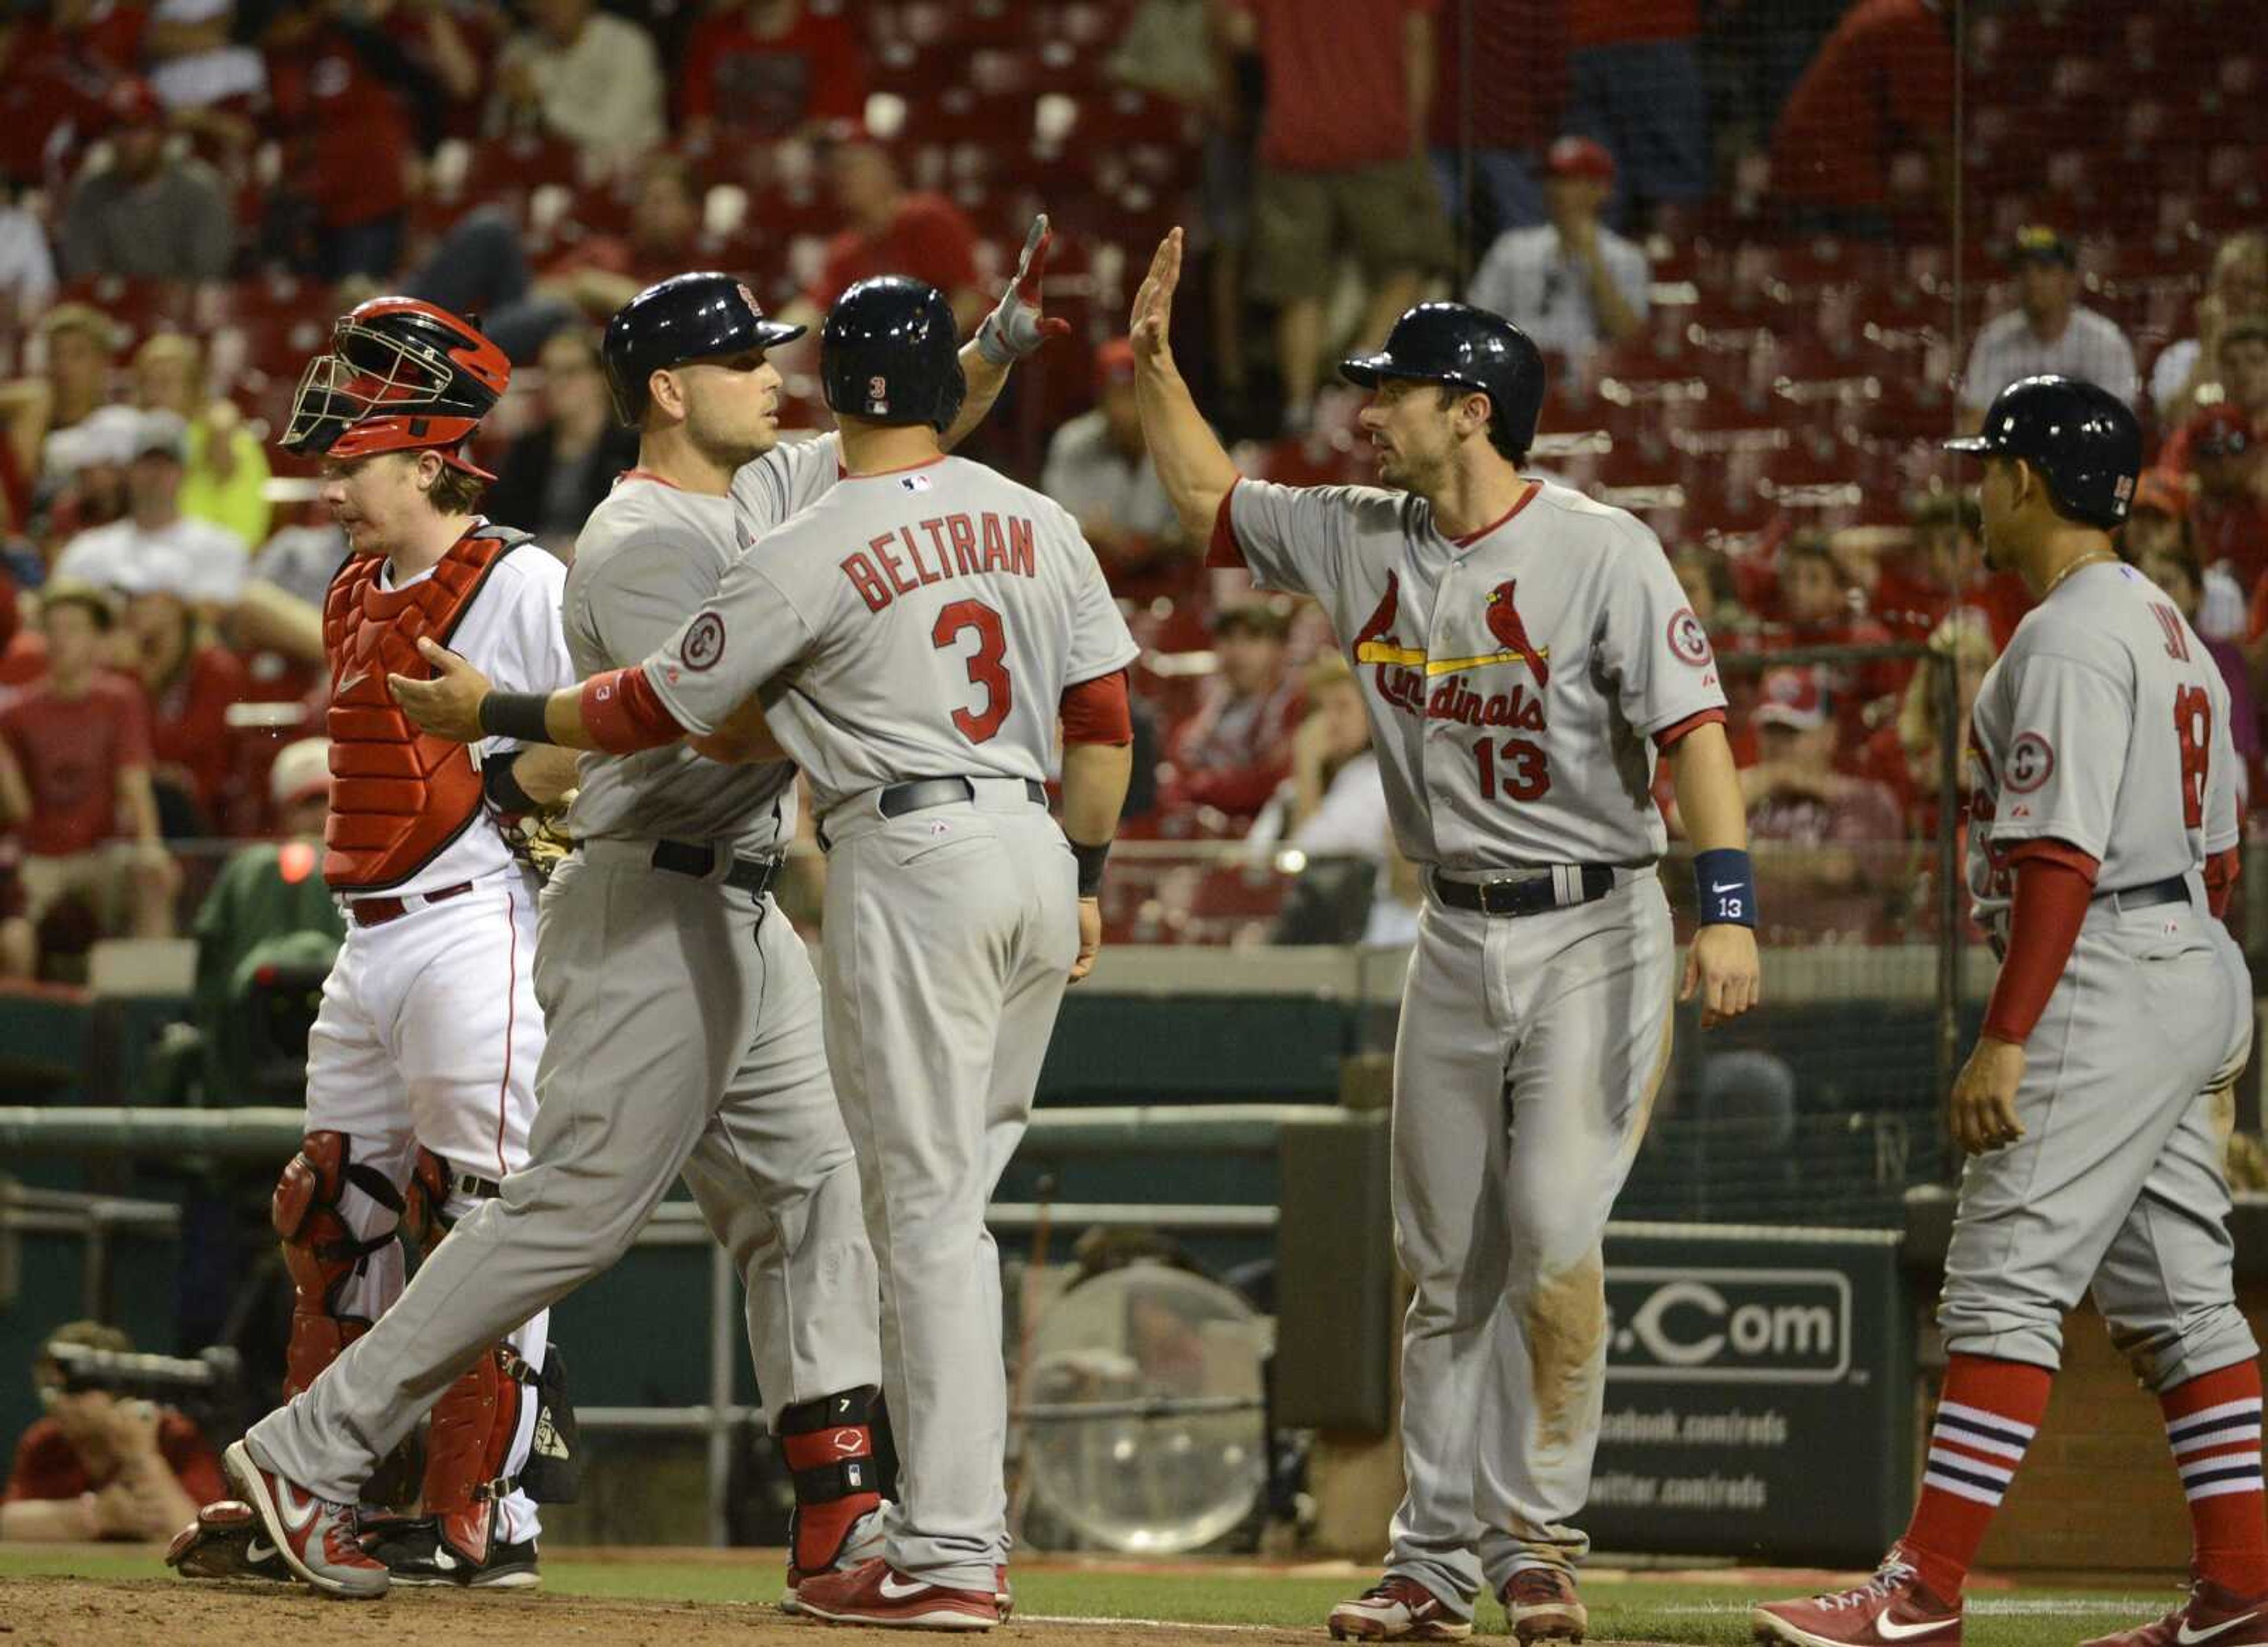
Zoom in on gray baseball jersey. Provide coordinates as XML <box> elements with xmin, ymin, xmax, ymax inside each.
<box><xmin>1221</xmin><ymin>473</ymin><xmax>1714</xmax><ymax>1602</ymax></box>
<box><xmin>1965</xmin><ymin>558</ymin><xmax>2239</xmax><ymax>930</ymax></box>
<box><xmin>1225</xmin><ymin>476</ymin><xmax>1725</xmax><ymax>869</ymax></box>
<box><xmin>647</xmin><ymin>454</ymin><xmax>1139</xmax><ymax>809</ymax></box>
<box><xmin>564</xmin><ymin>476</ymin><xmax>798</xmax><ymax>854</ymax></box>
<box><xmin>731</xmin><ymin>431</ymin><xmax>843</xmax><ymax>553</ymax></box>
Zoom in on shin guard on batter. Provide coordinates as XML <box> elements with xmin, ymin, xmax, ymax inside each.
<box><xmin>272</xmin><ymin>1131</ymin><xmax>406</xmax><ymax>1398</ymax></box>
<box><xmin>781</xmin><ymin>1385</ymin><xmax>885</xmax><ymax>1582</ymax></box>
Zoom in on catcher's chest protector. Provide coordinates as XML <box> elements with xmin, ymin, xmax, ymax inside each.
<box><xmin>320</xmin><ymin>527</ymin><xmax>522</xmax><ymax>892</ymax></box>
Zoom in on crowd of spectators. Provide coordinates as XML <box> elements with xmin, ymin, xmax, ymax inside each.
<box><xmin>0</xmin><ymin>1</ymin><xmax>2259</xmax><ymax>963</ymax></box>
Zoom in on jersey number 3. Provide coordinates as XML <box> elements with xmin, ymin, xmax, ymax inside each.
<box><xmin>2175</xmin><ymin>682</ymin><xmax>2212</xmax><ymax>830</ymax></box>
<box><xmin>934</xmin><ymin>598</ymin><xmax>1012</xmax><ymax>743</ymax></box>
<box><xmin>1474</xmin><ymin>736</ymin><xmax>1550</xmax><ymax>803</ymax></box>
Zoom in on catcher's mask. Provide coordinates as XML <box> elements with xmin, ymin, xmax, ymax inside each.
<box><xmin>282</xmin><ymin>296</ymin><xmax>510</xmax><ymax>481</ymax></box>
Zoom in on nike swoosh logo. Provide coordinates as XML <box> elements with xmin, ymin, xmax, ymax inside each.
<box><xmin>2179</xmin><ymin>1614</ymin><xmax>2263</xmax><ymax>1645</ymax></box>
<box><xmin>1711</xmin><ymin>881</ymin><xmax>1740</xmax><ymax>893</ymax></box>
<box><xmin>246</xmin><ymin>1538</ymin><xmax>276</xmax><ymax>1564</ymax></box>
<box><xmin>338</xmin><ymin>671</ymin><xmax>369</xmax><ymax>697</ymax></box>
<box><xmin>434</xmin><ymin>1548</ymin><xmax>462</xmax><ymax>1571</ymax></box>
<box><xmin>878</xmin><ymin>1574</ymin><xmax>934</xmax><ymax>1600</ymax></box>
<box><xmin>275</xmin><ymin>1482</ymin><xmax>320</xmax><ymax>1537</ymax></box>
<box><xmin>1875</xmin><ymin>1613</ymin><xmax>1958</xmax><ymax>1641</ymax></box>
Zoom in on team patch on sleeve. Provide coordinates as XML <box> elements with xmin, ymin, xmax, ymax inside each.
<box><xmin>1667</xmin><ymin>606</ymin><xmax>1713</xmax><ymax>666</ymax></box>
<box><xmin>683</xmin><ymin>611</ymin><xmax>726</xmax><ymax>671</ymax></box>
<box><xmin>2004</xmin><ymin>730</ymin><xmax>2055</xmax><ymax>793</ymax></box>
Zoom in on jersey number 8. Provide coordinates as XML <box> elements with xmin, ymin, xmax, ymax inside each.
<box><xmin>2175</xmin><ymin>682</ymin><xmax>2212</xmax><ymax>831</ymax></box>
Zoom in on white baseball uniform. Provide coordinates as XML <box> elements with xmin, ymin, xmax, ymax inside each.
<box><xmin>1217</xmin><ymin>474</ymin><xmax>1726</xmax><ymax>1603</ymax></box>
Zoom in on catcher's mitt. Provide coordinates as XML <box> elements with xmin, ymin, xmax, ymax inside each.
<box><xmin>501</xmin><ymin>792</ymin><xmax>576</xmax><ymax>883</ymax></box>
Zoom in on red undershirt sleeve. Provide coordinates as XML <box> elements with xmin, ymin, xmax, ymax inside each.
<box><xmin>581</xmin><ymin>665</ymin><xmax>687</xmax><ymax>754</ymax></box>
<box><xmin>1205</xmin><ymin>483</ymin><xmax>1246</xmax><ymax>570</ymax></box>
<box><xmin>1061</xmin><ymin>669</ymin><xmax>1133</xmax><ymax>745</ymax></box>
<box><xmin>1653</xmin><ymin>707</ymin><xmax>1727</xmax><ymax>753</ymax></box>
<box><xmin>2207</xmin><ymin>846</ymin><xmax>2241</xmax><ymax>920</ymax></box>
<box><xmin>1981</xmin><ymin>839</ymin><xmax>2101</xmax><ymax>1045</ymax></box>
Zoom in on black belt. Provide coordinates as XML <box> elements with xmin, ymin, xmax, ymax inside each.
<box><xmin>1432</xmin><ymin>865</ymin><xmax>1615</xmax><ymax>918</ymax></box>
<box><xmin>2094</xmin><ymin>875</ymin><xmax>2190</xmax><ymax>910</ymax></box>
<box><xmin>878</xmin><ymin>776</ymin><xmax>1049</xmax><ymax>817</ymax></box>
<box><xmin>649</xmin><ymin>840</ymin><xmax>782</xmax><ymax>896</ymax></box>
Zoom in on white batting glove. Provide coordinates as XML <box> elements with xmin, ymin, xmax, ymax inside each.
<box><xmin>976</xmin><ymin>213</ymin><xmax>1072</xmax><ymax>364</ymax></box>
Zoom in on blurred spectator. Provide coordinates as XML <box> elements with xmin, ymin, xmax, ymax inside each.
<box><xmin>122</xmin><ymin>588</ymin><xmax>250</xmax><ymax>834</ymax></box>
<box><xmin>1220</xmin><ymin>0</ymin><xmax>1450</xmax><ymax>426</ymax></box>
<box><xmin>1260</xmin><ymin>651</ymin><xmax>1417</xmax><ymax>946</ymax></box>
<box><xmin>680</xmin><ymin>0</ymin><xmax>867</xmax><ymax>151</ymax></box>
<box><xmin>484</xmin><ymin>327</ymin><xmax>638</xmax><ymax>555</ymax></box>
<box><xmin>793</xmin><ymin>137</ymin><xmax>985</xmax><ymax>332</ymax></box>
<box><xmin>410</xmin><ymin>152</ymin><xmax>707</xmax><ymax>363</ymax></box>
<box><xmin>60</xmin><ymin>79</ymin><xmax>234</xmax><ymax>285</ymax></box>
<box><xmin>1959</xmin><ymin>228</ymin><xmax>2139</xmax><ymax>429</ymax></box>
<box><xmin>0</xmin><ymin>582</ymin><xmax>176</xmax><ymax>948</ymax></box>
<box><xmin>246</xmin><ymin>520</ymin><xmax>346</xmax><ymax>613</ymax></box>
<box><xmin>191</xmin><ymin>736</ymin><xmax>344</xmax><ymax>1103</ymax></box>
<box><xmin>3</xmin><ymin>304</ymin><xmax>119</xmax><ymax>511</ymax></box>
<box><xmin>1560</xmin><ymin>1</ymin><xmax>1707</xmax><ymax>230</ymax></box>
<box><xmin>36</xmin><ymin>405</ymin><xmax>142</xmax><ymax>554</ymax></box>
<box><xmin>0</xmin><ymin>1322</ymin><xmax>223</xmax><ymax>1542</ymax></box>
<box><xmin>53</xmin><ymin>410</ymin><xmax>250</xmax><ymax>609</ymax></box>
<box><xmin>1159</xmin><ymin>601</ymin><xmax>1304</xmax><ymax>827</ymax></box>
<box><xmin>1671</xmin><ymin>545</ymin><xmax>1751</xmax><ymax>639</ymax></box>
<box><xmin>1855</xmin><ymin>616</ymin><xmax>1995</xmax><ymax>840</ymax></box>
<box><xmin>0</xmin><ymin>11</ymin><xmax>137</xmax><ymax>191</ymax></box>
<box><xmin>1465</xmin><ymin>135</ymin><xmax>1645</xmax><ymax>380</ymax></box>
<box><xmin>491</xmin><ymin>0</ymin><xmax>664</xmax><ymax>175</ymax></box>
<box><xmin>145</xmin><ymin>0</ymin><xmax>266</xmax><ymax>125</ymax></box>
<box><xmin>1741</xmin><ymin>667</ymin><xmax>1905</xmax><ymax>941</ymax></box>
<box><xmin>1872</xmin><ymin>492</ymin><xmax>2028</xmax><ymax>651</ymax></box>
<box><xmin>2153</xmin><ymin>233</ymin><xmax>2268</xmax><ymax>428</ymax></box>
<box><xmin>1426</xmin><ymin>0</ymin><xmax>1563</xmax><ymax>249</ymax></box>
<box><xmin>2163</xmin><ymin>315</ymin><xmax>2268</xmax><ymax>472</ymax></box>
<box><xmin>0</xmin><ymin>175</ymin><xmax>57</xmax><ymax>325</ymax></box>
<box><xmin>1769</xmin><ymin>0</ymin><xmax>1953</xmax><ymax>237</ymax></box>
<box><xmin>259</xmin><ymin>2</ymin><xmax>423</xmax><ymax>281</ymax></box>
<box><xmin>2136</xmin><ymin>541</ymin><xmax>2259</xmax><ymax>808</ymax></box>
<box><xmin>2180</xmin><ymin>406</ymin><xmax>2268</xmax><ymax>602</ymax></box>
<box><xmin>132</xmin><ymin>332</ymin><xmax>271</xmax><ymax>549</ymax></box>
<box><xmin>2126</xmin><ymin>468</ymin><xmax>2248</xmax><ymax>643</ymax></box>
<box><xmin>1040</xmin><ymin>338</ymin><xmax>1188</xmax><ymax>589</ymax></box>
<box><xmin>1774</xmin><ymin>533</ymin><xmax>1899</xmax><ymax>713</ymax></box>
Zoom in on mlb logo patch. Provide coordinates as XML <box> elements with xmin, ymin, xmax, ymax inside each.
<box><xmin>901</xmin><ymin>472</ymin><xmax>933</xmax><ymax>493</ymax></box>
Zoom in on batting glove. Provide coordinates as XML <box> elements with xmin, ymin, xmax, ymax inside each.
<box><xmin>976</xmin><ymin>213</ymin><xmax>1072</xmax><ymax>364</ymax></box>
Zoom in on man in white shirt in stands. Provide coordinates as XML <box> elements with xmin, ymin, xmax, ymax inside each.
<box><xmin>1959</xmin><ymin>226</ymin><xmax>2139</xmax><ymax>431</ymax></box>
<box><xmin>1465</xmin><ymin>137</ymin><xmax>1648</xmax><ymax>380</ymax></box>
<box><xmin>53</xmin><ymin>410</ymin><xmax>248</xmax><ymax>611</ymax></box>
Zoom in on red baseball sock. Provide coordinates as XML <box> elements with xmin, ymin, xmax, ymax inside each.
<box><xmin>2162</xmin><ymin>1363</ymin><xmax>2268</xmax><ymax>1597</ymax></box>
<box><xmin>1899</xmin><ymin>1354</ymin><xmax>2053</xmax><ymax>1602</ymax></box>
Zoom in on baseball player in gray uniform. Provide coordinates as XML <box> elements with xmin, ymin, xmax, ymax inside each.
<box><xmin>1130</xmin><ymin>230</ymin><xmax>1763</xmax><ymax>1643</ymax></box>
<box><xmin>216</xmin><ymin>237</ymin><xmax>1069</xmax><ymax>1604</ymax></box>
<box><xmin>393</xmin><ymin>275</ymin><xmax>1133</xmax><ymax>1631</ymax></box>
<box><xmin>1756</xmin><ymin>378</ymin><xmax>2264</xmax><ymax>1647</ymax></box>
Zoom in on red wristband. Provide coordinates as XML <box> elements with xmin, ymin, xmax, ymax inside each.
<box><xmin>581</xmin><ymin>666</ymin><xmax>686</xmax><ymax>754</ymax></box>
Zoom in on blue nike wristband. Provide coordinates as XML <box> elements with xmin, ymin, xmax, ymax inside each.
<box><xmin>1693</xmin><ymin>848</ymin><xmax>1757</xmax><ymax>928</ymax></box>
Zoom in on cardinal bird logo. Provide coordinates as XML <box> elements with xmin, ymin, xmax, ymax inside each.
<box><xmin>1351</xmin><ymin>572</ymin><xmax>1420</xmax><ymax>664</ymax></box>
<box><xmin>1484</xmin><ymin>580</ymin><xmax>1550</xmax><ymax>687</ymax></box>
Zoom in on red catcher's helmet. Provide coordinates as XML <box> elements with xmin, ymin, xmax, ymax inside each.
<box><xmin>281</xmin><ymin>297</ymin><xmax>510</xmax><ymax>481</ymax></box>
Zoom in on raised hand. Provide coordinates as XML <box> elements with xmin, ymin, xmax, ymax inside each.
<box><xmin>976</xmin><ymin>213</ymin><xmax>1073</xmax><ymax>364</ymax></box>
<box><xmin>1128</xmin><ymin>228</ymin><xmax>1184</xmax><ymax>364</ymax></box>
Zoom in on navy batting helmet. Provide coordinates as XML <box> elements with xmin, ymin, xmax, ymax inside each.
<box><xmin>602</xmin><ymin>272</ymin><xmax>805</xmax><ymax>426</ymax></box>
<box><xmin>1340</xmin><ymin>303</ymin><xmax>1548</xmax><ymax>459</ymax></box>
<box><xmin>820</xmin><ymin>276</ymin><xmax>966</xmax><ymax>433</ymax></box>
<box><xmin>1944</xmin><ymin>374</ymin><xmax>2142</xmax><ymax>529</ymax></box>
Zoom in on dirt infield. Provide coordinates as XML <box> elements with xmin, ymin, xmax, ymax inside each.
<box><xmin>0</xmin><ymin>1577</ymin><xmax>1344</xmax><ymax>1647</ymax></box>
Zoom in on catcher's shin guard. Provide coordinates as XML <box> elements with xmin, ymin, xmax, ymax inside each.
<box><xmin>780</xmin><ymin>1385</ymin><xmax>886</xmax><ymax>1580</ymax></box>
<box><xmin>422</xmin><ymin>1343</ymin><xmax>529</xmax><ymax>1565</ymax></box>
<box><xmin>271</xmin><ymin>1132</ymin><xmax>404</xmax><ymax>1398</ymax></box>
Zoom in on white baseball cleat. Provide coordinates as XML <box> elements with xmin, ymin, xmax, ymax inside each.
<box><xmin>222</xmin><ymin>1440</ymin><xmax>389</xmax><ymax>1601</ymax></box>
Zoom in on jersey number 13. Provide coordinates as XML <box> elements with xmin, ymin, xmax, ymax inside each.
<box><xmin>1474</xmin><ymin>736</ymin><xmax>1551</xmax><ymax>802</ymax></box>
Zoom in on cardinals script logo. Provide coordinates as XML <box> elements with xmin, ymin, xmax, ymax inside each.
<box><xmin>1350</xmin><ymin>573</ymin><xmax>1550</xmax><ymax>684</ymax></box>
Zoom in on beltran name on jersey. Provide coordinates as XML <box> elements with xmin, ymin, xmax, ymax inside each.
<box><xmin>841</xmin><ymin>511</ymin><xmax>1038</xmax><ymax>612</ymax></box>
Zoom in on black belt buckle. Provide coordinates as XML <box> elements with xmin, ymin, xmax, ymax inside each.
<box><xmin>1439</xmin><ymin>865</ymin><xmax>1614</xmax><ymax>918</ymax></box>
<box><xmin>2107</xmin><ymin>875</ymin><xmax>2190</xmax><ymax>911</ymax></box>
<box><xmin>875</xmin><ymin>775</ymin><xmax>1051</xmax><ymax>818</ymax></box>
<box><xmin>725</xmin><ymin>857</ymin><xmax>780</xmax><ymax>898</ymax></box>
<box><xmin>651</xmin><ymin>839</ymin><xmax>780</xmax><ymax>898</ymax></box>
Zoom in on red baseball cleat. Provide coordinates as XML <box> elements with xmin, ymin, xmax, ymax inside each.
<box><xmin>222</xmin><ymin>1440</ymin><xmax>389</xmax><ymax>1600</ymax></box>
<box><xmin>2078</xmin><ymin>1578</ymin><xmax>2268</xmax><ymax>1646</ymax></box>
<box><xmin>1752</xmin><ymin>1551</ymin><xmax>1961</xmax><ymax>1646</ymax></box>
<box><xmin>1327</xmin><ymin>1574</ymin><xmax>1474</xmax><ymax>1640</ymax></box>
<box><xmin>1503</xmin><ymin>1566</ymin><xmax>1588</xmax><ymax>1643</ymax></box>
<box><xmin>791</xmin><ymin>1556</ymin><xmax>1000</xmax><ymax>1630</ymax></box>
